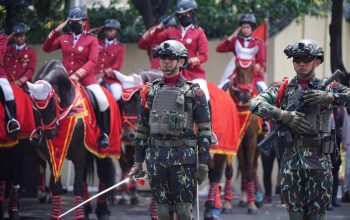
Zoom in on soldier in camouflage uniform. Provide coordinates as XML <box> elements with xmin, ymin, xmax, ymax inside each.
<box><xmin>249</xmin><ymin>39</ymin><xmax>350</xmax><ymax>220</ymax></box>
<box><xmin>129</xmin><ymin>39</ymin><xmax>211</xmax><ymax>220</ymax></box>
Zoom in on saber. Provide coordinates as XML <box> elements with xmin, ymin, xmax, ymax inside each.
<box><xmin>59</xmin><ymin>178</ymin><xmax>130</xmax><ymax>218</ymax></box>
<box><xmin>196</xmin><ymin>183</ymin><xmax>200</xmax><ymax>220</ymax></box>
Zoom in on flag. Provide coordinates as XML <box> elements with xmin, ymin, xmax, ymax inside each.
<box><xmin>252</xmin><ymin>19</ymin><xmax>268</xmax><ymax>72</ymax></box>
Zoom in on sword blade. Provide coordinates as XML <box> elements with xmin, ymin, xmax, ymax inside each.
<box><xmin>59</xmin><ymin>178</ymin><xmax>130</xmax><ymax>218</ymax></box>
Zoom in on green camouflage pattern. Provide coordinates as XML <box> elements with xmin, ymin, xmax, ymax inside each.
<box><xmin>134</xmin><ymin>74</ymin><xmax>211</xmax><ymax>204</ymax></box>
<box><xmin>249</xmin><ymin>75</ymin><xmax>350</xmax><ymax>215</ymax></box>
<box><xmin>146</xmin><ymin>162</ymin><xmax>196</xmax><ymax>204</ymax></box>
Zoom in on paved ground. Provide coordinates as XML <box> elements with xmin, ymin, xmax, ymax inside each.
<box><xmin>3</xmin><ymin>193</ymin><xmax>350</xmax><ymax>219</ymax></box>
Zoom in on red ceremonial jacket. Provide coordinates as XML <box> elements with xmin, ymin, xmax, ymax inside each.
<box><xmin>4</xmin><ymin>45</ymin><xmax>37</xmax><ymax>85</ymax></box>
<box><xmin>0</xmin><ymin>34</ymin><xmax>8</xmax><ymax>78</ymax></box>
<box><xmin>141</xmin><ymin>25</ymin><xmax>208</xmax><ymax>80</ymax></box>
<box><xmin>96</xmin><ymin>39</ymin><xmax>125</xmax><ymax>85</ymax></box>
<box><xmin>138</xmin><ymin>26</ymin><xmax>160</xmax><ymax>69</ymax></box>
<box><xmin>216</xmin><ymin>36</ymin><xmax>265</xmax><ymax>81</ymax></box>
<box><xmin>42</xmin><ymin>30</ymin><xmax>99</xmax><ymax>86</ymax></box>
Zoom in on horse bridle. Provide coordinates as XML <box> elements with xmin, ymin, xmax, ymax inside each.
<box><xmin>32</xmin><ymin>88</ymin><xmax>74</xmax><ymax>131</ymax></box>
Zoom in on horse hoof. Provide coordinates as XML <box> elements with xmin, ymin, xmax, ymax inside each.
<box><xmin>238</xmin><ymin>200</ymin><xmax>247</xmax><ymax>207</ymax></box>
<box><xmin>118</xmin><ymin>198</ymin><xmax>128</xmax><ymax>205</ymax></box>
<box><xmin>38</xmin><ymin>191</ymin><xmax>48</xmax><ymax>204</ymax></box>
<box><xmin>221</xmin><ymin>208</ymin><xmax>233</xmax><ymax>214</ymax></box>
<box><xmin>9</xmin><ymin>210</ymin><xmax>20</xmax><ymax>220</ymax></box>
<box><xmin>97</xmin><ymin>214</ymin><xmax>110</xmax><ymax>220</ymax></box>
<box><xmin>204</xmin><ymin>207</ymin><xmax>221</xmax><ymax>220</ymax></box>
<box><xmin>84</xmin><ymin>205</ymin><xmax>93</xmax><ymax>217</ymax></box>
<box><xmin>247</xmin><ymin>208</ymin><xmax>258</xmax><ymax>215</ymax></box>
<box><xmin>130</xmin><ymin>197</ymin><xmax>139</xmax><ymax>206</ymax></box>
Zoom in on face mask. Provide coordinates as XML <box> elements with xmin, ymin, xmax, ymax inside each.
<box><xmin>178</xmin><ymin>15</ymin><xmax>192</xmax><ymax>27</ymax></box>
<box><xmin>69</xmin><ymin>22</ymin><xmax>83</xmax><ymax>34</ymax></box>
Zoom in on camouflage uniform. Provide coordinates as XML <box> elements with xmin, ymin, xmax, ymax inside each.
<box><xmin>134</xmin><ymin>74</ymin><xmax>211</xmax><ymax>217</ymax></box>
<box><xmin>249</xmin><ymin>39</ymin><xmax>350</xmax><ymax>220</ymax></box>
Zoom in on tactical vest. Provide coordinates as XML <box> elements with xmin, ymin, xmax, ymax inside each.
<box><xmin>280</xmin><ymin>78</ymin><xmax>332</xmax><ymax>136</ymax></box>
<box><xmin>147</xmin><ymin>81</ymin><xmax>195</xmax><ymax>138</ymax></box>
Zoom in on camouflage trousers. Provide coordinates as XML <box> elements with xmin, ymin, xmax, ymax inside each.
<box><xmin>281</xmin><ymin>168</ymin><xmax>333</xmax><ymax>215</ymax></box>
<box><xmin>146</xmin><ymin>162</ymin><xmax>196</xmax><ymax>204</ymax></box>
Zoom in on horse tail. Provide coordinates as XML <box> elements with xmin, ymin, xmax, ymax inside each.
<box><xmin>85</xmin><ymin>152</ymin><xmax>95</xmax><ymax>184</ymax></box>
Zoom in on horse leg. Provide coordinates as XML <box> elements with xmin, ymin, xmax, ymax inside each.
<box><xmin>253</xmin><ymin>137</ymin><xmax>263</xmax><ymax>208</ymax></box>
<box><xmin>0</xmin><ymin>149</ymin><xmax>8</xmax><ymax>219</ymax></box>
<box><xmin>72</xmin><ymin>156</ymin><xmax>86</xmax><ymax>220</ymax></box>
<box><xmin>245</xmin><ymin>121</ymin><xmax>259</xmax><ymax>214</ymax></box>
<box><xmin>7</xmin><ymin>143</ymin><xmax>27</xmax><ymax>220</ymax></box>
<box><xmin>237</xmin><ymin>142</ymin><xmax>248</xmax><ymax>207</ymax></box>
<box><xmin>49</xmin><ymin>174</ymin><xmax>63</xmax><ymax>219</ymax></box>
<box><xmin>82</xmin><ymin>154</ymin><xmax>93</xmax><ymax>217</ymax></box>
<box><xmin>222</xmin><ymin>157</ymin><xmax>234</xmax><ymax>214</ymax></box>
<box><xmin>118</xmin><ymin>144</ymin><xmax>136</xmax><ymax>205</ymax></box>
<box><xmin>204</xmin><ymin>154</ymin><xmax>226</xmax><ymax>220</ymax></box>
<box><xmin>95</xmin><ymin>157</ymin><xmax>116</xmax><ymax>220</ymax></box>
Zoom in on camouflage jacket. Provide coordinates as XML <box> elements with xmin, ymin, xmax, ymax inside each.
<box><xmin>134</xmin><ymin>74</ymin><xmax>211</xmax><ymax>166</ymax></box>
<box><xmin>249</xmin><ymin>75</ymin><xmax>350</xmax><ymax>170</ymax></box>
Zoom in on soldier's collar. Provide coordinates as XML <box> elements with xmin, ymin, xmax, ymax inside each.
<box><xmin>290</xmin><ymin>75</ymin><xmax>320</xmax><ymax>87</ymax></box>
<box><xmin>160</xmin><ymin>74</ymin><xmax>185</xmax><ymax>87</ymax></box>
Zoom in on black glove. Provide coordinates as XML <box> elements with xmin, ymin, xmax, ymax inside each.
<box><xmin>128</xmin><ymin>162</ymin><xmax>142</xmax><ymax>178</ymax></box>
<box><xmin>303</xmin><ymin>90</ymin><xmax>334</xmax><ymax>105</ymax></box>
<box><xmin>195</xmin><ymin>164</ymin><xmax>208</xmax><ymax>185</ymax></box>
<box><xmin>280</xmin><ymin>110</ymin><xmax>313</xmax><ymax>133</ymax></box>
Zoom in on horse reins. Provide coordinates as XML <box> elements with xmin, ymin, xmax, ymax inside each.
<box><xmin>32</xmin><ymin>88</ymin><xmax>74</xmax><ymax>131</ymax></box>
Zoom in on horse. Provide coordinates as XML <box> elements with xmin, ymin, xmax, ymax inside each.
<box><xmin>0</xmin><ymin>82</ymin><xmax>39</xmax><ymax>220</ymax></box>
<box><xmin>221</xmin><ymin>59</ymin><xmax>263</xmax><ymax>214</ymax></box>
<box><xmin>28</xmin><ymin>60</ymin><xmax>121</xmax><ymax>220</ymax></box>
<box><xmin>203</xmin><ymin>82</ymin><xmax>240</xmax><ymax>220</ymax></box>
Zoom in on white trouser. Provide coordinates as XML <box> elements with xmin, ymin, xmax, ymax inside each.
<box><xmin>191</xmin><ymin>78</ymin><xmax>209</xmax><ymax>102</ymax></box>
<box><xmin>109</xmin><ymin>83</ymin><xmax>122</xmax><ymax>101</ymax></box>
<box><xmin>0</xmin><ymin>78</ymin><xmax>14</xmax><ymax>101</ymax></box>
<box><xmin>219</xmin><ymin>58</ymin><xmax>236</xmax><ymax>84</ymax></box>
<box><xmin>86</xmin><ymin>84</ymin><xmax>109</xmax><ymax>112</ymax></box>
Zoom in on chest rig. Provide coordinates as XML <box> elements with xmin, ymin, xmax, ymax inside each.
<box><xmin>280</xmin><ymin>77</ymin><xmax>332</xmax><ymax>136</ymax></box>
<box><xmin>147</xmin><ymin>80</ymin><xmax>195</xmax><ymax>138</ymax></box>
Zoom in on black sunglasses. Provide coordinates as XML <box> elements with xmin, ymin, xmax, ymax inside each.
<box><xmin>159</xmin><ymin>53</ymin><xmax>179</xmax><ymax>60</ymax></box>
<box><xmin>293</xmin><ymin>56</ymin><xmax>315</xmax><ymax>64</ymax></box>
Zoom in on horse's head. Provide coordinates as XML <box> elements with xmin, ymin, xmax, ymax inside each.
<box><xmin>28</xmin><ymin>60</ymin><xmax>75</xmax><ymax>139</ymax></box>
<box><xmin>229</xmin><ymin>57</ymin><xmax>256</xmax><ymax>106</ymax></box>
<box><xmin>114</xmin><ymin>70</ymin><xmax>158</xmax><ymax>143</ymax></box>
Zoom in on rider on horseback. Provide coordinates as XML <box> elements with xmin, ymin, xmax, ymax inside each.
<box><xmin>43</xmin><ymin>6</ymin><xmax>110</xmax><ymax>148</ymax></box>
<box><xmin>217</xmin><ymin>13</ymin><xmax>267</xmax><ymax>93</ymax></box>
<box><xmin>4</xmin><ymin>23</ymin><xmax>36</xmax><ymax>90</ymax></box>
<box><xmin>0</xmin><ymin>33</ymin><xmax>20</xmax><ymax>139</ymax></box>
<box><xmin>95</xmin><ymin>18</ymin><xmax>125</xmax><ymax>101</ymax></box>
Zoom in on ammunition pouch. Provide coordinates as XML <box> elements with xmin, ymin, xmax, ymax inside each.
<box><xmin>149</xmin><ymin>136</ymin><xmax>197</xmax><ymax>148</ymax></box>
<box><xmin>294</xmin><ymin>133</ymin><xmax>334</xmax><ymax>154</ymax></box>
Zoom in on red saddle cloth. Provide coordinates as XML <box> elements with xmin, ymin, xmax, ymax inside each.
<box><xmin>46</xmin><ymin>82</ymin><xmax>122</xmax><ymax>181</ymax></box>
<box><xmin>0</xmin><ymin>85</ymin><xmax>36</xmax><ymax>147</ymax></box>
<box><xmin>208</xmin><ymin>82</ymin><xmax>240</xmax><ymax>156</ymax></box>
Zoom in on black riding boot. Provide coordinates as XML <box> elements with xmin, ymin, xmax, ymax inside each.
<box><xmin>5</xmin><ymin>100</ymin><xmax>20</xmax><ymax>139</ymax></box>
<box><xmin>98</xmin><ymin>108</ymin><xmax>110</xmax><ymax>148</ymax></box>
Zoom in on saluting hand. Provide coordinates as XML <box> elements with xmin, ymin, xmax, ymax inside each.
<box><xmin>228</xmin><ymin>27</ymin><xmax>241</xmax><ymax>40</ymax></box>
<box><xmin>7</xmin><ymin>32</ymin><xmax>14</xmax><ymax>40</ymax></box>
<box><xmin>55</xmin><ymin>19</ymin><xmax>69</xmax><ymax>32</ymax></box>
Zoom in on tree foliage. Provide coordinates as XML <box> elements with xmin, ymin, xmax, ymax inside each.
<box><xmin>1</xmin><ymin>0</ymin><xmax>333</xmax><ymax>44</ymax></box>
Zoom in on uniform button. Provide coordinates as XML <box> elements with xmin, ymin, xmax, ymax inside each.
<box><xmin>71</xmin><ymin>61</ymin><xmax>74</xmax><ymax>65</ymax></box>
<box><xmin>14</xmin><ymin>65</ymin><xmax>16</xmax><ymax>68</ymax></box>
<box><xmin>15</xmin><ymin>60</ymin><xmax>18</xmax><ymax>63</ymax></box>
<box><xmin>104</xmin><ymin>53</ymin><xmax>107</xmax><ymax>56</ymax></box>
<box><xmin>101</xmin><ymin>64</ymin><xmax>104</xmax><ymax>67</ymax></box>
<box><xmin>13</xmin><ymin>71</ymin><xmax>16</xmax><ymax>74</ymax></box>
<box><xmin>71</xmin><ymin>53</ymin><xmax>74</xmax><ymax>56</ymax></box>
<box><xmin>102</xmin><ymin>58</ymin><xmax>105</xmax><ymax>61</ymax></box>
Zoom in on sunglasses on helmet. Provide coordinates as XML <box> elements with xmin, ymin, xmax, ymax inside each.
<box><xmin>159</xmin><ymin>53</ymin><xmax>179</xmax><ymax>60</ymax></box>
<box><xmin>293</xmin><ymin>56</ymin><xmax>315</xmax><ymax>64</ymax></box>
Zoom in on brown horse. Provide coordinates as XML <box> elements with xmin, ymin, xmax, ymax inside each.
<box><xmin>223</xmin><ymin>60</ymin><xmax>262</xmax><ymax>214</ymax></box>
